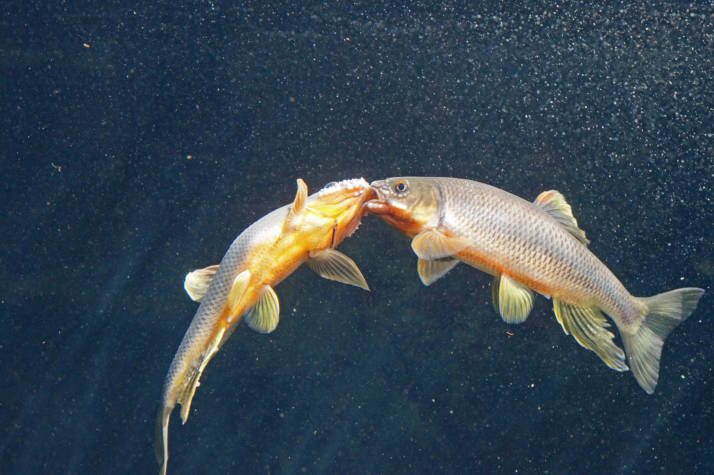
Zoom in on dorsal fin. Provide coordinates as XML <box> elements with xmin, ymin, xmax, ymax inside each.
<box><xmin>183</xmin><ymin>264</ymin><xmax>219</xmax><ymax>302</ymax></box>
<box><xmin>534</xmin><ymin>190</ymin><xmax>590</xmax><ymax>245</ymax></box>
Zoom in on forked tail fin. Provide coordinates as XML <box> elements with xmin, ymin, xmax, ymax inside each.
<box><xmin>623</xmin><ymin>287</ymin><xmax>704</xmax><ymax>394</ymax></box>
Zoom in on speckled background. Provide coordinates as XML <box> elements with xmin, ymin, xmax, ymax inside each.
<box><xmin>2</xmin><ymin>2</ymin><xmax>713</xmax><ymax>473</ymax></box>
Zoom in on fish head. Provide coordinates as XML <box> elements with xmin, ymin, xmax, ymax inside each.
<box><xmin>308</xmin><ymin>178</ymin><xmax>374</xmax><ymax>244</ymax></box>
<box><xmin>366</xmin><ymin>177</ymin><xmax>440</xmax><ymax>236</ymax></box>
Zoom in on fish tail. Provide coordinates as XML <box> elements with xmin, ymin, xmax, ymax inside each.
<box><xmin>155</xmin><ymin>405</ymin><xmax>172</xmax><ymax>475</ymax></box>
<box><xmin>622</xmin><ymin>287</ymin><xmax>704</xmax><ymax>394</ymax></box>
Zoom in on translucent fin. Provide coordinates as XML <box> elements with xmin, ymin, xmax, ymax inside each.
<box><xmin>411</xmin><ymin>229</ymin><xmax>470</xmax><ymax>260</ymax></box>
<box><xmin>417</xmin><ymin>258</ymin><xmax>459</xmax><ymax>286</ymax></box>
<box><xmin>307</xmin><ymin>248</ymin><xmax>370</xmax><ymax>290</ymax></box>
<box><xmin>291</xmin><ymin>178</ymin><xmax>308</xmax><ymax>216</ymax></box>
<box><xmin>227</xmin><ymin>270</ymin><xmax>252</xmax><ymax>316</ymax></box>
<box><xmin>178</xmin><ymin>326</ymin><xmax>226</xmax><ymax>424</ymax></box>
<box><xmin>622</xmin><ymin>287</ymin><xmax>704</xmax><ymax>394</ymax></box>
<box><xmin>282</xmin><ymin>178</ymin><xmax>308</xmax><ymax>233</ymax></box>
<box><xmin>245</xmin><ymin>285</ymin><xmax>280</xmax><ymax>334</ymax></box>
<box><xmin>553</xmin><ymin>299</ymin><xmax>628</xmax><ymax>372</ymax></box>
<box><xmin>491</xmin><ymin>276</ymin><xmax>500</xmax><ymax>315</ymax></box>
<box><xmin>496</xmin><ymin>274</ymin><xmax>534</xmax><ymax>324</ymax></box>
<box><xmin>183</xmin><ymin>264</ymin><xmax>220</xmax><ymax>302</ymax></box>
<box><xmin>534</xmin><ymin>190</ymin><xmax>589</xmax><ymax>245</ymax></box>
<box><xmin>155</xmin><ymin>405</ymin><xmax>171</xmax><ymax>475</ymax></box>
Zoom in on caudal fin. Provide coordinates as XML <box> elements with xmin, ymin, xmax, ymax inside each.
<box><xmin>155</xmin><ymin>405</ymin><xmax>172</xmax><ymax>475</ymax></box>
<box><xmin>622</xmin><ymin>287</ymin><xmax>704</xmax><ymax>394</ymax></box>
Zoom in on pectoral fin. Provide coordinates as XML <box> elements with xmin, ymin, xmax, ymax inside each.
<box><xmin>411</xmin><ymin>229</ymin><xmax>470</xmax><ymax>260</ymax></box>
<box><xmin>534</xmin><ymin>190</ymin><xmax>589</xmax><ymax>245</ymax></box>
<box><xmin>245</xmin><ymin>285</ymin><xmax>280</xmax><ymax>334</ymax></box>
<box><xmin>552</xmin><ymin>299</ymin><xmax>628</xmax><ymax>372</ymax></box>
<box><xmin>184</xmin><ymin>265</ymin><xmax>220</xmax><ymax>302</ymax></box>
<box><xmin>494</xmin><ymin>274</ymin><xmax>535</xmax><ymax>324</ymax></box>
<box><xmin>308</xmin><ymin>248</ymin><xmax>370</xmax><ymax>290</ymax></box>
<box><xmin>287</xmin><ymin>178</ymin><xmax>308</xmax><ymax>219</ymax></box>
<box><xmin>417</xmin><ymin>258</ymin><xmax>459</xmax><ymax>286</ymax></box>
<box><xmin>227</xmin><ymin>270</ymin><xmax>252</xmax><ymax>316</ymax></box>
<box><xmin>282</xmin><ymin>178</ymin><xmax>309</xmax><ymax>233</ymax></box>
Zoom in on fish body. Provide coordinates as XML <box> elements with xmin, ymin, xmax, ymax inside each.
<box><xmin>157</xmin><ymin>178</ymin><xmax>372</xmax><ymax>475</ymax></box>
<box><xmin>367</xmin><ymin>176</ymin><xmax>704</xmax><ymax>393</ymax></box>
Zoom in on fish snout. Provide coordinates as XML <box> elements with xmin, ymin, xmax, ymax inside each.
<box><xmin>368</xmin><ymin>180</ymin><xmax>387</xmax><ymax>200</ymax></box>
<box><xmin>364</xmin><ymin>180</ymin><xmax>390</xmax><ymax>214</ymax></box>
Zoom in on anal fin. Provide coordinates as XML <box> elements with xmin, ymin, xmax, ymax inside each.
<box><xmin>553</xmin><ymin>299</ymin><xmax>628</xmax><ymax>372</ymax></box>
<box><xmin>177</xmin><ymin>327</ymin><xmax>226</xmax><ymax>424</ymax></box>
<box><xmin>534</xmin><ymin>190</ymin><xmax>589</xmax><ymax>245</ymax></box>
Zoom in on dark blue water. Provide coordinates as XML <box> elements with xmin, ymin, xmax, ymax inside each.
<box><xmin>3</xmin><ymin>1</ymin><xmax>713</xmax><ymax>474</ymax></box>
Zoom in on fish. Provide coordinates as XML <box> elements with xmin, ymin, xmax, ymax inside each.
<box><xmin>156</xmin><ymin>178</ymin><xmax>373</xmax><ymax>475</ymax></box>
<box><xmin>366</xmin><ymin>176</ymin><xmax>704</xmax><ymax>393</ymax></box>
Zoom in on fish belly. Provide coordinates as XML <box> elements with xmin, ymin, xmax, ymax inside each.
<box><xmin>435</xmin><ymin>178</ymin><xmax>636</xmax><ymax>326</ymax></box>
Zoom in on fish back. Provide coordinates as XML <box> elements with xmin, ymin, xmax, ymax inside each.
<box><xmin>431</xmin><ymin>178</ymin><xmax>631</xmax><ymax>317</ymax></box>
<box><xmin>161</xmin><ymin>205</ymin><xmax>289</xmax><ymax>404</ymax></box>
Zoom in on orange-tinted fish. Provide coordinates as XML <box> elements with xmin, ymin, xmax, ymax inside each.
<box><xmin>366</xmin><ymin>177</ymin><xmax>704</xmax><ymax>393</ymax></box>
<box><xmin>156</xmin><ymin>178</ymin><xmax>373</xmax><ymax>475</ymax></box>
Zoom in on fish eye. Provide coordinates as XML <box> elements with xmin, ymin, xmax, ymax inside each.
<box><xmin>393</xmin><ymin>180</ymin><xmax>408</xmax><ymax>194</ymax></box>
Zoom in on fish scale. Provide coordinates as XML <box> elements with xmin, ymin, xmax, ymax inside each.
<box><xmin>163</xmin><ymin>206</ymin><xmax>286</xmax><ymax>407</ymax></box>
<box><xmin>367</xmin><ymin>176</ymin><xmax>704</xmax><ymax>394</ymax></box>
<box><xmin>156</xmin><ymin>178</ymin><xmax>372</xmax><ymax>475</ymax></box>
<box><xmin>435</xmin><ymin>178</ymin><xmax>631</xmax><ymax>318</ymax></box>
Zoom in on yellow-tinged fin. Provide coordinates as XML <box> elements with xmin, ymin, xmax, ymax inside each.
<box><xmin>308</xmin><ymin>248</ymin><xmax>370</xmax><ymax>290</ymax></box>
<box><xmin>491</xmin><ymin>277</ymin><xmax>500</xmax><ymax>315</ymax></box>
<box><xmin>417</xmin><ymin>257</ymin><xmax>459</xmax><ymax>286</ymax></box>
<box><xmin>155</xmin><ymin>405</ymin><xmax>172</xmax><ymax>475</ymax></box>
<box><xmin>411</xmin><ymin>229</ymin><xmax>470</xmax><ymax>260</ymax></box>
<box><xmin>623</xmin><ymin>287</ymin><xmax>704</xmax><ymax>394</ymax></box>
<box><xmin>184</xmin><ymin>264</ymin><xmax>220</xmax><ymax>302</ymax></box>
<box><xmin>227</xmin><ymin>270</ymin><xmax>252</xmax><ymax>319</ymax></box>
<box><xmin>289</xmin><ymin>178</ymin><xmax>308</xmax><ymax>216</ymax></box>
<box><xmin>178</xmin><ymin>326</ymin><xmax>226</xmax><ymax>424</ymax></box>
<box><xmin>552</xmin><ymin>299</ymin><xmax>628</xmax><ymax>372</ymax></box>
<box><xmin>245</xmin><ymin>285</ymin><xmax>280</xmax><ymax>333</ymax></box>
<box><xmin>534</xmin><ymin>190</ymin><xmax>590</xmax><ymax>246</ymax></box>
<box><xmin>282</xmin><ymin>178</ymin><xmax>308</xmax><ymax>234</ymax></box>
<box><xmin>494</xmin><ymin>274</ymin><xmax>535</xmax><ymax>324</ymax></box>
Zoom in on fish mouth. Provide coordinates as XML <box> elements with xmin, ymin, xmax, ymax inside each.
<box><xmin>363</xmin><ymin>180</ymin><xmax>389</xmax><ymax>215</ymax></box>
<box><xmin>368</xmin><ymin>179</ymin><xmax>387</xmax><ymax>201</ymax></box>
